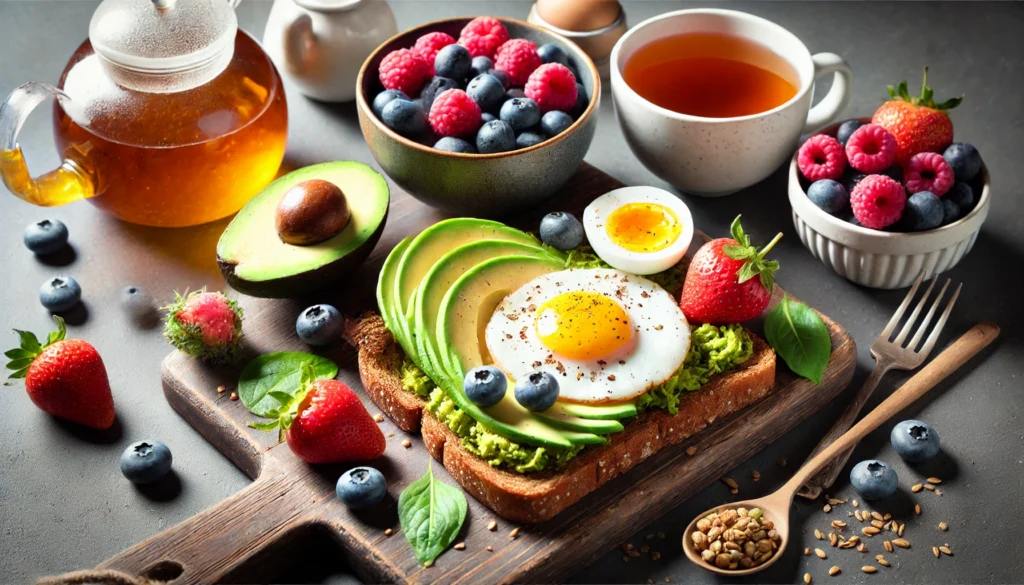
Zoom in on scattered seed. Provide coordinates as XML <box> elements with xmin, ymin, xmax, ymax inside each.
<box><xmin>824</xmin><ymin>504</ymin><xmax>832</xmax><ymax>513</ymax></box>
<box><xmin>627</xmin><ymin>551</ymin><xmax>641</xmax><ymax>558</ymax></box>
<box><xmin>779</xmin><ymin>458</ymin><xmax>787</xmax><ymax>467</ymax></box>
<box><xmin>862</xmin><ymin>527</ymin><xmax>880</xmax><ymax>536</ymax></box>
<box><xmin>884</xmin><ymin>541</ymin><xmax>893</xmax><ymax>553</ymax></box>
<box><xmin>915</xmin><ymin>504</ymin><xmax>922</xmax><ymax>515</ymax></box>
<box><xmin>815</xmin><ymin>548</ymin><xmax>828</xmax><ymax>559</ymax></box>
<box><xmin>877</xmin><ymin>557</ymin><xmax>891</xmax><ymax>567</ymax></box>
<box><xmin>805</xmin><ymin>548</ymin><xmax>811</xmax><ymax>556</ymax></box>
<box><xmin>374</xmin><ymin>413</ymin><xmax>384</xmax><ymax>422</ymax></box>
<box><xmin>912</xmin><ymin>484</ymin><xmax>924</xmax><ymax>493</ymax></box>
<box><xmin>384</xmin><ymin>528</ymin><xmax>393</xmax><ymax>536</ymax></box>
<box><xmin>509</xmin><ymin>527</ymin><xmax>520</xmax><ymax>539</ymax></box>
<box><xmin>658</xmin><ymin>532</ymin><xmax>666</xmax><ymax>539</ymax></box>
<box><xmin>665</xmin><ymin>579</ymin><xmax>671</xmax><ymax>584</ymax></box>
<box><xmin>402</xmin><ymin>439</ymin><xmax>412</xmax><ymax>448</ymax></box>
<box><xmin>229</xmin><ymin>392</ymin><xmax>238</xmax><ymax>401</ymax></box>
<box><xmin>848</xmin><ymin>512</ymin><xmax>854</xmax><ymax>517</ymax></box>
<box><xmin>939</xmin><ymin>522</ymin><xmax>948</xmax><ymax>531</ymax></box>
<box><xmin>815</xmin><ymin>529</ymin><xmax>825</xmax><ymax>540</ymax></box>
<box><xmin>933</xmin><ymin>546</ymin><xmax>940</xmax><ymax>558</ymax></box>
<box><xmin>216</xmin><ymin>385</ymin><xmax>226</xmax><ymax>394</ymax></box>
<box><xmin>852</xmin><ymin>500</ymin><xmax>859</xmax><ymax>507</ymax></box>
<box><xmin>923</xmin><ymin>484</ymin><xmax>936</xmax><ymax>491</ymax></box>
<box><xmin>752</xmin><ymin>471</ymin><xmax>761</xmax><ymax>482</ymax></box>
<box><xmin>870</xmin><ymin>512</ymin><xmax>884</xmax><ymax>522</ymax></box>
<box><xmin>454</xmin><ymin>542</ymin><xmax>466</xmax><ymax>550</ymax></box>
<box><xmin>641</xmin><ymin>545</ymin><xmax>650</xmax><ymax>554</ymax></box>
<box><xmin>939</xmin><ymin>546</ymin><xmax>953</xmax><ymax>556</ymax></box>
<box><xmin>829</xmin><ymin>533</ymin><xmax>838</xmax><ymax>547</ymax></box>
<box><xmin>722</xmin><ymin>477</ymin><xmax>739</xmax><ymax>489</ymax></box>
<box><xmin>935</xmin><ymin>489</ymin><xmax>943</xmax><ymax>496</ymax></box>
<box><xmin>854</xmin><ymin>510</ymin><xmax>864</xmax><ymax>522</ymax></box>
<box><xmin>883</xmin><ymin>513</ymin><xmax>892</xmax><ymax>521</ymax></box>
<box><xmin>488</xmin><ymin>520</ymin><xmax>497</xmax><ymax>531</ymax></box>
<box><xmin>730</xmin><ymin>488</ymin><xmax>739</xmax><ymax>495</ymax></box>
<box><xmin>927</xmin><ymin>477</ymin><xmax>942</xmax><ymax>484</ymax></box>
<box><xmin>646</xmin><ymin>533</ymin><xmax>655</xmax><ymax>540</ymax></box>
<box><xmin>828</xmin><ymin>498</ymin><xmax>845</xmax><ymax>506</ymax></box>
<box><xmin>385</xmin><ymin>432</ymin><xmax>395</xmax><ymax>438</ymax></box>
<box><xmin>487</xmin><ymin>545</ymin><xmax>494</xmax><ymax>552</ymax></box>
<box><xmin>686</xmin><ymin>446</ymin><xmax>697</xmax><ymax>456</ymax></box>
<box><xmin>622</xmin><ymin>543</ymin><xmax>634</xmax><ymax>552</ymax></box>
<box><xmin>898</xmin><ymin>523</ymin><xmax>905</xmax><ymax>537</ymax></box>
<box><xmin>829</xmin><ymin>566</ymin><xmax>841</xmax><ymax>576</ymax></box>
<box><xmin>862</xmin><ymin>566</ymin><xmax>878</xmax><ymax>574</ymax></box>
<box><xmin>831</xmin><ymin>520</ymin><xmax>847</xmax><ymax>529</ymax></box>
<box><xmin>804</xmin><ymin>573</ymin><xmax>812</xmax><ymax>584</ymax></box>
<box><xmin>648</xmin><ymin>580</ymin><xmax>654</xmax><ymax>584</ymax></box>
<box><xmin>892</xmin><ymin>539</ymin><xmax>911</xmax><ymax>549</ymax></box>
<box><xmin>871</xmin><ymin>520</ymin><xmax>884</xmax><ymax>529</ymax></box>
<box><xmin>857</xmin><ymin>543</ymin><xmax>868</xmax><ymax>553</ymax></box>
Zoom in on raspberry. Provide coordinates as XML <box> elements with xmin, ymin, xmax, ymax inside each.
<box><xmin>798</xmin><ymin>134</ymin><xmax>846</xmax><ymax>182</ymax></box>
<box><xmin>524</xmin><ymin>63</ymin><xmax>578</xmax><ymax>113</ymax></box>
<box><xmin>458</xmin><ymin>16</ymin><xmax>510</xmax><ymax>59</ymax></box>
<box><xmin>495</xmin><ymin>39</ymin><xmax>542</xmax><ymax>86</ymax></box>
<box><xmin>845</xmin><ymin>124</ymin><xmax>897</xmax><ymax>173</ymax></box>
<box><xmin>904</xmin><ymin>152</ymin><xmax>954</xmax><ymax>196</ymax></box>
<box><xmin>850</xmin><ymin>175</ymin><xmax>907</xmax><ymax>229</ymax></box>
<box><xmin>378</xmin><ymin>49</ymin><xmax>430</xmax><ymax>97</ymax></box>
<box><xmin>428</xmin><ymin>89</ymin><xmax>482</xmax><ymax>138</ymax></box>
<box><xmin>412</xmin><ymin>32</ymin><xmax>456</xmax><ymax>76</ymax></box>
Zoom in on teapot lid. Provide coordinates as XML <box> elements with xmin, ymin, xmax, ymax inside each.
<box><xmin>89</xmin><ymin>0</ymin><xmax>238</xmax><ymax>92</ymax></box>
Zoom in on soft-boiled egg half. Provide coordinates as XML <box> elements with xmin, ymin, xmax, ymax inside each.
<box><xmin>583</xmin><ymin>186</ymin><xmax>694</xmax><ymax>275</ymax></box>
<box><xmin>485</xmin><ymin>268</ymin><xmax>690</xmax><ymax>403</ymax></box>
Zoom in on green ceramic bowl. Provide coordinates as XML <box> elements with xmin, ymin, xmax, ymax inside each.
<box><xmin>356</xmin><ymin>17</ymin><xmax>600</xmax><ymax>217</ymax></box>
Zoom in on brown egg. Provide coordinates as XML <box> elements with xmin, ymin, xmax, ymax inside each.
<box><xmin>536</xmin><ymin>0</ymin><xmax>621</xmax><ymax>32</ymax></box>
<box><xmin>275</xmin><ymin>179</ymin><xmax>351</xmax><ymax>246</ymax></box>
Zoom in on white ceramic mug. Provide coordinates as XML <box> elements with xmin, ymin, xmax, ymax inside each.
<box><xmin>610</xmin><ymin>9</ymin><xmax>852</xmax><ymax>196</ymax></box>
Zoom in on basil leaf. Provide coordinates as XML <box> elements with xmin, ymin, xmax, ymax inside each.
<box><xmin>238</xmin><ymin>352</ymin><xmax>338</xmax><ymax>417</ymax></box>
<box><xmin>399</xmin><ymin>461</ymin><xmax>468</xmax><ymax>567</ymax></box>
<box><xmin>764</xmin><ymin>297</ymin><xmax>832</xmax><ymax>384</ymax></box>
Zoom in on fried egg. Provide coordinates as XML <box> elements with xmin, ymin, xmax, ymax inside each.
<box><xmin>583</xmin><ymin>186</ymin><xmax>694</xmax><ymax>275</ymax></box>
<box><xmin>485</xmin><ymin>268</ymin><xmax>690</xmax><ymax>403</ymax></box>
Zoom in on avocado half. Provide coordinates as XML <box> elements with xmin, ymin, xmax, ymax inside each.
<box><xmin>217</xmin><ymin>161</ymin><xmax>389</xmax><ymax>298</ymax></box>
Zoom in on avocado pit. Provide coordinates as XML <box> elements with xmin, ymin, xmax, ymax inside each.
<box><xmin>275</xmin><ymin>179</ymin><xmax>351</xmax><ymax>245</ymax></box>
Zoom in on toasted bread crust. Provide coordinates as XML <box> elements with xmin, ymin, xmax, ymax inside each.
<box><xmin>348</xmin><ymin>312</ymin><xmax>775</xmax><ymax>523</ymax></box>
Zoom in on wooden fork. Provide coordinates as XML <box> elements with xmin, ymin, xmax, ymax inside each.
<box><xmin>797</xmin><ymin>272</ymin><xmax>962</xmax><ymax>499</ymax></box>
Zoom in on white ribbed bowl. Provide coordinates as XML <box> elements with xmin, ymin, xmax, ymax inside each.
<box><xmin>789</xmin><ymin>119</ymin><xmax>990</xmax><ymax>289</ymax></box>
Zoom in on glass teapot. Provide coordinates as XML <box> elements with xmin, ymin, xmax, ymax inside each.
<box><xmin>0</xmin><ymin>0</ymin><xmax>288</xmax><ymax>227</ymax></box>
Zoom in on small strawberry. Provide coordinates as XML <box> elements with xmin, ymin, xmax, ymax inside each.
<box><xmin>679</xmin><ymin>216</ymin><xmax>782</xmax><ymax>325</ymax></box>
<box><xmin>5</xmin><ymin>316</ymin><xmax>115</xmax><ymax>429</ymax></box>
<box><xmin>163</xmin><ymin>290</ymin><xmax>243</xmax><ymax>363</ymax></box>
<box><xmin>251</xmin><ymin>365</ymin><xmax>386</xmax><ymax>464</ymax></box>
<box><xmin>871</xmin><ymin>67</ymin><xmax>962</xmax><ymax>165</ymax></box>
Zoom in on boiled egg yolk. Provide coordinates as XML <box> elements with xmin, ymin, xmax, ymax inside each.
<box><xmin>605</xmin><ymin>202</ymin><xmax>681</xmax><ymax>253</ymax></box>
<box><xmin>534</xmin><ymin>291</ymin><xmax>632</xmax><ymax>360</ymax></box>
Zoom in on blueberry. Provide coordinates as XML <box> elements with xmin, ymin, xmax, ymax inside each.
<box><xmin>836</xmin><ymin>119</ymin><xmax>865</xmax><ymax>146</ymax></box>
<box><xmin>121</xmin><ymin>285</ymin><xmax>157</xmax><ymax>323</ymax></box>
<box><xmin>946</xmin><ymin>181</ymin><xmax>974</xmax><ymax>212</ymax></box>
<box><xmin>500</xmin><ymin>97</ymin><xmax>540</xmax><ymax>132</ymax></box>
<box><xmin>476</xmin><ymin>120</ymin><xmax>516</xmax><ymax>154</ymax></box>
<box><xmin>566</xmin><ymin>60</ymin><xmax>582</xmax><ymax>83</ymax></box>
<box><xmin>539</xmin><ymin>211</ymin><xmax>584</xmax><ymax>250</ymax></box>
<box><xmin>941</xmin><ymin>198</ymin><xmax>960</xmax><ymax>225</ymax></box>
<box><xmin>490</xmin><ymin>69</ymin><xmax>511</xmax><ymax>89</ymax></box>
<box><xmin>504</xmin><ymin>88</ymin><xmax>526</xmax><ymax>101</ymax></box>
<box><xmin>571</xmin><ymin>83</ymin><xmax>588</xmax><ymax>118</ymax></box>
<box><xmin>845</xmin><ymin>213</ymin><xmax>862</xmax><ymax>227</ymax></box>
<box><xmin>120</xmin><ymin>440</ymin><xmax>173</xmax><ymax>484</ymax></box>
<box><xmin>540</xmin><ymin>111</ymin><xmax>573</xmax><ymax>138</ymax></box>
<box><xmin>471</xmin><ymin>55</ymin><xmax>494</xmax><ymax>77</ymax></box>
<box><xmin>891</xmin><ymin>420</ymin><xmax>940</xmax><ymax>463</ymax></box>
<box><xmin>537</xmin><ymin>43</ymin><xmax>569</xmax><ymax>66</ymax></box>
<box><xmin>806</xmin><ymin>179</ymin><xmax>849</xmax><ymax>216</ymax></box>
<box><xmin>434</xmin><ymin>44</ymin><xmax>471</xmax><ymax>82</ymax></box>
<box><xmin>880</xmin><ymin>164</ymin><xmax>903</xmax><ymax>184</ymax></box>
<box><xmin>841</xmin><ymin>169</ymin><xmax>868</xmax><ymax>194</ymax></box>
<box><xmin>481</xmin><ymin>112</ymin><xmax>497</xmax><ymax>124</ymax></box>
<box><xmin>902</xmin><ymin>191</ymin><xmax>944</xmax><ymax>231</ymax></box>
<box><xmin>336</xmin><ymin>466</ymin><xmax>387</xmax><ymax>510</ymax></box>
<box><xmin>514</xmin><ymin>371</ymin><xmax>559</xmax><ymax>412</ymax></box>
<box><xmin>40</xmin><ymin>276</ymin><xmax>81</xmax><ymax>312</ymax></box>
<box><xmin>296</xmin><ymin>304</ymin><xmax>343</xmax><ymax>346</ymax></box>
<box><xmin>466</xmin><ymin>73</ymin><xmax>506</xmax><ymax>113</ymax></box>
<box><xmin>24</xmin><ymin>219</ymin><xmax>69</xmax><ymax>255</ymax></box>
<box><xmin>943</xmin><ymin>142</ymin><xmax>982</xmax><ymax>182</ymax></box>
<box><xmin>372</xmin><ymin>89</ymin><xmax>408</xmax><ymax>118</ymax></box>
<box><xmin>434</xmin><ymin>136</ymin><xmax>476</xmax><ymax>153</ymax></box>
<box><xmin>420</xmin><ymin>76</ymin><xmax>460</xmax><ymax>113</ymax></box>
<box><xmin>381</xmin><ymin>99</ymin><xmax>428</xmax><ymax>137</ymax></box>
<box><xmin>849</xmin><ymin>460</ymin><xmax>898</xmax><ymax>500</ymax></box>
<box><xmin>464</xmin><ymin>365</ymin><xmax>507</xmax><ymax>408</ymax></box>
<box><xmin>516</xmin><ymin>131</ymin><xmax>545</xmax><ymax>149</ymax></box>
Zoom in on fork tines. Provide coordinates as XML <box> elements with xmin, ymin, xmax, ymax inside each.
<box><xmin>882</xmin><ymin>272</ymin><xmax>963</xmax><ymax>354</ymax></box>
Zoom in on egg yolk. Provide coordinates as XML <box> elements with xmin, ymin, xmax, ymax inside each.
<box><xmin>605</xmin><ymin>202</ymin><xmax>681</xmax><ymax>253</ymax></box>
<box><xmin>534</xmin><ymin>291</ymin><xmax>632</xmax><ymax>360</ymax></box>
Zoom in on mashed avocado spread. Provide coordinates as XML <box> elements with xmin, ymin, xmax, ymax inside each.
<box><xmin>400</xmin><ymin>358</ymin><xmax>435</xmax><ymax>398</ymax></box>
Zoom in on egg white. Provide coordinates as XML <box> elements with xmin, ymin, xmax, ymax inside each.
<box><xmin>484</xmin><ymin>268</ymin><xmax>690</xmax><ymax>404</ymax></box>
<box><xmin>583</xmin><ymin>186</ymin><xmax>694</xmax><ymax>275</ymax></box>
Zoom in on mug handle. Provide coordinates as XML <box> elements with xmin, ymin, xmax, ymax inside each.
<box><xmin>804</xmin><ymin>53</ymin><xmax>853</xmax><ymax>134</ymax></box>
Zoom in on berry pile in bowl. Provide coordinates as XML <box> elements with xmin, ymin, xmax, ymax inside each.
<box><xmin>356</xmin><ymin>17</ymin><xmax>600</xmax><ymax>217</ymax></box>
<box><xmin>788</xmin><ymin>71</ymin><xmax>990</xmax><ymax>289</ymax></box>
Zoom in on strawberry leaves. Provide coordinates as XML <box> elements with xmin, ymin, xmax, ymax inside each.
<box><xmin>721</xmin><ymin>215</ymin><xmax>783</xmax><ymax>294</ymax></box>
<box><xmin>247</xmin><ymin>361</ymin><xmax>330</xmax><ymax>442</ymax></box>
<box><xmin>5</xmin><ymin>316</ymin><xmax>67</xmax><ymax>379</ymax></box>
<box><xmin>238</xmin><ymin>351</ymin><xmax>338</xmax><ymax>417</ymax></box>
<box><xmin>886</xmin><ymin>67</ymin><xmax>962</xmax><ymax>111</ymax></box>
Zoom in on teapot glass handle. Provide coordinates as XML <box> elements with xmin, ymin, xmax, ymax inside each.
<box><xmin>0</xmin><ymin>82</ymin><xmax>95</xmax><ymax>207</ymax></box>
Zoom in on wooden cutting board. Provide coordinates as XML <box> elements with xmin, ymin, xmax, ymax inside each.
<box><xmin>99</xmin><ymin>163</ymin><xmax>856</xmax><ymax>584</ymax></box>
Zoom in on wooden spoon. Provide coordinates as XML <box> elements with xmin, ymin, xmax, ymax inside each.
<box><xmin>682</xmin><ymin>321</ymin><xmax>999</xmax><ymax>576</ymax></box>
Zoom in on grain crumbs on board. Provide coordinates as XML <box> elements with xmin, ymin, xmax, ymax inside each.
<box><xmin>487</xmin><ymin>545</ymin><xmax>494</xmax><ymax>552</ymax></box>
<box><xmin>385</xmin><ymin>432</ymin><xmax>395</xmax><ymax>438</ymax></box>
<box><xmin>815</xmin><ymin>529</ymin><xmax>825</xmax><ymax>540</ymax></box>
<box><xmin>927</xmin><ymin>477</ymin><xmax>942</xmax><ymax>484</ymax></box>
<box><xmin>509</xmin><ymin>527</ymin><xmax>521</xmax><ymax>539</ymax></box>
<box><xmin>862</xmin><ymin>566</ymin><xmax>878</xmax><ymax>573</ymax></box>
<box><xmin>933</xmin><ymin>546</ymin><xmax>940</xmax><ymax>558</ymax></box>
<box><xmin>939</xmin><ymin>522</ymin><xmax>949</xmax><ymax>531</ymax></box>
<box><xmin>829</xmin><ymin>533</ymin><xmax>838</xmax><ymax>547</ymax></box>
<box><xmin>824</xmin><ymin>504</ymin><xmax>832</xmax><ymax>513</ymax></box>
<box><xmin>401</xmin><ymin>439</ymin><xmax>412</xmax><ymax>448</ymax></box>
<box><xmin>852</xmin><ymin>500</ymin><xmax>859</xmax><ymax>507</ymax></box>
<box><xmin>892</xmin><ymin>538</ymin><xmax>911</xmax><ymax>549</ymax></box>
<box><xmin>923</xmin><ymin>484</ymin><xmax>936</xmax><ymax>491</ymax></box>
<box><xmin>217</xmin><ymin>385</ymin><xmax>226</xmax><ymax>394</ymax></box>
<box><xmin>805</xmin><ymin>547</ymin><xmax>811</xmax><ymax>556</ymax></box>
<box><xmin>857</xmin><ymin>543</ymin><xmax>868</xmax><ymax>553</ymax></box>
<box><xmin>804</xmin><ymin>572</ymin><xmax>812</xmax><ymax>584</ymax></box>
<box><xmin>651</xmin><ymin>551</ymin><xmax>661</xmax><ymax>560</ymax></box>
<box><xmin>870</xmin><ymin>512</ymin><xmax>884</xmax><ymax>522</ymax></box>
<box><xmin>815</xmin><ymin>548</ymin><xmax>828</xmax><ymax>559</ymax></box>
<box><xmin>373</xmin><ymin>413</ymin><xmax>384</xmax><ymax>422</ymax></box>
<box><xmin>384</xmin><ymin>528</ymin><xmax>393</xmax><ymax>536</ymax></box>
<box><xmin>722</xmin><ymin>477</ymin><xmax>739</xmax><ymax>490</ymax></box>
<box><xmin>912</xmin><ymin>483</ymin><xmax>924</xmax><ymax>493</ymax></box>
<box><xmin>229</xmin><ymin>392</ymin><xmax>238</xmax><ymax>401</ymax></box>
<box><xmin>829</xmin><ymin>566</ymin><xmax>841</xmax><ymax>576</ymax></box>
<box><xmin>454</xmin><ymin>542</ymin><xmax>466</xmax><ymax>550</ymax></box>
<box><xmin>883</xmin><ymin>541</ymin><xmax>894</xmax><ymax>553</ymax></box>
<box><xmin>752</xmin><ymin>470</ymin><xmax>761</xmax><ymax>481</ymax></box>
<box><xmin>939</xmin><ymin>546</ymin><xmax>953</xmax><ymax>556</ymax></box>
<box><xmin>488</xmin><ymin>520</ymin><xmax>497</xmax><ymax>531</ymax></box>
<box><xmin>686</xmin><ymin>446</ymin><xmax>697</xmax><ymax>456</ymax></box>
<box><xmin>915</xmin><ymin>504</ymin><xmax>922</xmax><ymax>515</ymax></box>
<box><xmin>877</xmin><ymin>557</ymin><xmax>891</xmax><ymax>567</ymax></box>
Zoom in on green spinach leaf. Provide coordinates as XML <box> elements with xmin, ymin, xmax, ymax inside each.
<box><xmin>238</xmin><ymin>352</ymin><xmax>338</xmax><ymax>417</ymax></box>
<box><xmin>398</xmin><ymin>461</ymin><xmax>468</xmax><ymax>567</ymax></box>
<box><xmin>764</xmin><ymin>296</ymin><xmax>832</xmax><ymax>384</ymax></box>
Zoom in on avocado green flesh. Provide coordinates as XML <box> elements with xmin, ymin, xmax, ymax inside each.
<box><xmin>556</xmin><ymin>401</ymin><xmax>638</xmax><ymax>420</ymax></box>
<box><xmin>217</xmin><ymin>161</ymin><xmax>388</xmax><ymax>282</ymax></box>
<box><xmin>414</xmin><ymin>240</ymin><xmax>557</xmax><ymax>387</ymax></box>
<box><xmin>535</xmin><ymin>411</ymin><xmax>625</xmax><ymax>434</ymax></box>
<box><xmin>377</xmin><ymin>237</ymin><xmax>413</xmax><ymax>356</ymax></box>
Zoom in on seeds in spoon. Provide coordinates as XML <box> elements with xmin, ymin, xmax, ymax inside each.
<box><xmin>689</xmin><ymin>508</ymin><xmax>781</xmax><ymax>570</ymax></box>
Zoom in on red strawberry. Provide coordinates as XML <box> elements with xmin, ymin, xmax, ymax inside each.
<box><xmin>5</xmin><ymin>316</ymin><xmax>115</xmax><ymax>429</ymax></box>
<box><xmin>871</xmin><ymin>67</ymin><xmax>962</xmax><ymax>165</ymax></box>
<box><xmin>679</xmin><ymin>216</ymin><xmax>782</xmax><ymax>324</ymax></box>
<box><xmin>251</xmin><ymin>366</ymin><xmax>386</xmax><ymax>464</ymax></box>
<box><xmin>163</xmin><ymin>290</ymin><xmax>243</xmax><ymax>363</ymax></box>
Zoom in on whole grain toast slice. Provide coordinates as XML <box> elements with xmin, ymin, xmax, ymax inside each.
<box><xmin>346</xmin><ymin>311</ymin><xmax>776</xmax><ymax>523</ymax></box>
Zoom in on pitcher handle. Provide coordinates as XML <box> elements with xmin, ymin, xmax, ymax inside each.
<box><xmin>804</xmin><ymin>53</ymin><xmax>853</xmax><ymax>134</ymax></box>
<box><xmin>0</xmin><ymin>82</ymin><xmax>95</xmax><ymax>207</ymax></box>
